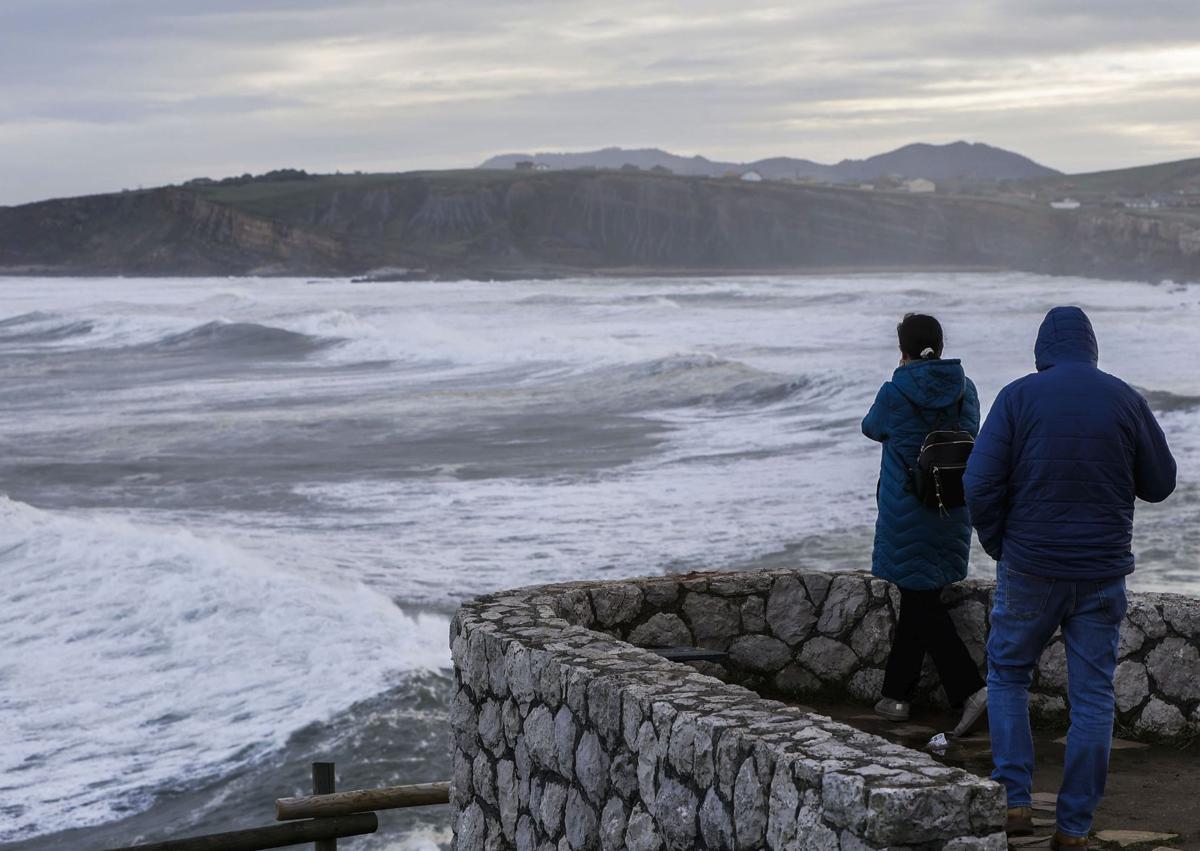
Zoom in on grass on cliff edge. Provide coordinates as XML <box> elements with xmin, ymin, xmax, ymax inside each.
<box><xmin>1022</xmin><ymin>156</ymin><xmax>1200</xmax><ymax>197</ymax></box>
<box><xmin>194</xmin><ymin>169</ymin><xmax>526</xmax><ymax>218</ymax></box>
<box><xmin>192</xmin><ymin>167</ymin><xmax>965</xmax><ymax>222</ymax></box>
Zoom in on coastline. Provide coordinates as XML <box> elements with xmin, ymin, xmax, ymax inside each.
<box><xmin>0</xmin><ymin>263</ymin><xmax>1035</xmax><ymax>283</ymax></box>
<box><xmin>5</xmin><ymin>171</ymin><xmax>1198</xmax><ymax>286</ymax></box>
<box><xmin>351</xmin><ymin>262</ymin><xmax>1013</xmax><ymax>283</ymax></box>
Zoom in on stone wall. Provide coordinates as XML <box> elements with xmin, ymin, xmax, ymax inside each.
<box><xmin>449</xmin><ymin>568</ymin><xmax>1200</xmax><ymax>850</ymax></box>
<box><xmin>450</xmin><ymin>570</ymin><xmax>1008</xmax><ymax>851</ymax></box>
<box><xmin>557</xmin><ymin>569</ymin><xmax>1200</xmax><ymax>743</ymax></box>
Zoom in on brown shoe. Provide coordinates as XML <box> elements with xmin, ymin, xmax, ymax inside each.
<box><xmin>1006</xmin><ymin>807</ymin><xmax>1034</xmax><ymax>837</ymax></box>
<box><xmin>1049</xmin><ymin>831</ymin><xmax>1088</xmax><ymax>849</ymax></box>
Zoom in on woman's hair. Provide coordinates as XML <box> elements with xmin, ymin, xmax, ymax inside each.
<box><xmin>897</xmin><ymin>313</ymin><xmax>943</xmax><ymax>360</ymax></box>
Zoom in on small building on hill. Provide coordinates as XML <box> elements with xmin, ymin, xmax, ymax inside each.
<box><xmin>1050</xmin><ymin>198</ymin><xmax>1081</xmax><ymax>210</ymax></box>
<box><xmin>902</xmin><ymin>177</ymin><xmax>936</xmax><ymax>193</ymax></box>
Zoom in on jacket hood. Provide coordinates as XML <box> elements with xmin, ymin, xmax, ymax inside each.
<box><xmin>892</xmin><ymin>358</ymin><xmax>966</xmax><ymax>411</ymax></box>
<box><xmin>1035</xmin><ymin>306</ymin><xmax>1098</xmax><ymax>371</ymax></box>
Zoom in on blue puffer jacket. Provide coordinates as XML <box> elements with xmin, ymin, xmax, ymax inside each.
<box><xmin>863</xmin><ymin>359</ymin><xmax>980</xmax><ymax>590</ymax></box>
<box><xmin>964</xmin><ymin>306</ymin><xmax>1177</xmax><ymax>579</ymax></box>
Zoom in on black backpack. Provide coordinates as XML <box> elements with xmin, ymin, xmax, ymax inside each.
<box><xmin>905</xmin><ymin>395</ymin><xmax>974</xmax><ymax>513</ymax></box>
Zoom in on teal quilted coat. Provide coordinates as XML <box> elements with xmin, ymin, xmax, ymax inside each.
<box><xmin>862</xmin><ymin>359</ymin><xmax>981</xmax><ymax>590</ymax></box>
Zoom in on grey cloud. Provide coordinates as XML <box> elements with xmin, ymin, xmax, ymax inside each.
<box><xmin>2</xmin><ymin>0</ymin><xmax>1198</xmax><ymax>205</ymax></box>
<box><xmin>0</xmin><ymin>93</ymin><xmax>310</xmax><ymax>126</ymax></box>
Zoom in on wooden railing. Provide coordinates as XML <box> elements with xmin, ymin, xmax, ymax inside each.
<box><xmin>104</xmin><ymin>763</ymin><xmax>449</xmax><ymax>851</ymax></box>
<box><xmin>276</xmin><ymin>782</ymin><xmax>451</xmax><ymax>821</ymax></box>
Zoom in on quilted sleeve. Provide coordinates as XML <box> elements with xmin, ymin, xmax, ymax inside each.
<box><xmin>964</xmin><ymin>385</ymin><xmax>1014</xmax><ymax>560</ymax></box>
<box><xmin>861</xmin><ymin>384</ymin><xmax>891</xmax><ymax>443</ymax></box>
<box><xmin>961</xmin><ymin>377</ymin><xmax>982</xmax><ymax>438</ymax></box>
<box><xmin>1133</xmin><ymin>395</ymin><xmax>1177</xmax><ymax>503</ymax></box>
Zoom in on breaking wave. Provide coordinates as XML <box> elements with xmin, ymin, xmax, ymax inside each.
<box><xmin>0</xmin><ymin>311</ymin><xmax>339</xmax><ymax>361</ymax></box>
<box><xmin>544</xmin><ymin>353</ymin><xmax>819</xmax><ymax>413</ymax></box>
<box><xmin>0</xmin><ymin>496</ymin><xmax>448</xmax><ymax>843</ymax></box>
<box><xmin>0</xmin><ymin>311</ymin><xmax>96</xmax><ymax>343</ymax></box>
<box><xmin>148</xmin><ymin>321</ymin><xmax>332</xmax><ymax>358</ymax></box>
<box><xmin>1137</xmin><ymin>386</ymin><xmax>1200</xmax><ymax>414</ymax></box>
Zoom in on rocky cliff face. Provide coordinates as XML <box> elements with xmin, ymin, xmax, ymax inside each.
<box><xmin>0</xmin><ymin>188</ymin><xmax>354</xmax><ymax>275</ymax></box>
<box><xmin>1066</xmin><ymin>209</ymin><xmax>1200</xmax><ymax>281</ymax></box>
<box><xmin>2</xmin><ymin>171</ymin><xmax>1197</xmax><ymax>281</ymax></box>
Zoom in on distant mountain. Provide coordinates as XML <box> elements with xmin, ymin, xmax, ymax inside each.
<box><xmin>479</xmin><ymin>141</ymin><xmax>1059</xmax><ymax>182</ymax></box>
<box><xmin>832</xmin><ymin>141</ymin><xmax>1059</xmax><ymax>181</ymax></box>
<box><xmin>479</xmin><ymin>147</ymin><xmax>750</xmax><ymax>177</ymax></box>
<box><xmin>746</xmin><ymin>156</ymin><xmax>836</xmax><ymax>181</ymax></box>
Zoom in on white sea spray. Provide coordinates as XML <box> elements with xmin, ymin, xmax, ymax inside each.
<box><xmin>0</xmin><ymin>271</ymin><xmax>1195</xmax><ymax>845</ymax></box>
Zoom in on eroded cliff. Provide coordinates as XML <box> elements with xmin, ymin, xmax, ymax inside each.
<box><xmin>1</xmin><ymin>171</ymin><xmax>1197</xmax><ymax>281</ymax></box>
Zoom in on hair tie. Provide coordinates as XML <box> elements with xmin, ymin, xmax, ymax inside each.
<box><xmin>920</xmin><ymin>347</ymin><xmax>936</xmax><ymax>359</ymax></box>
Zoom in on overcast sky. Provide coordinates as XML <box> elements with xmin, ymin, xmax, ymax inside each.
<box><xmin>3</xmin><ymin>0</ymin><xmax>1199</xmax><ymax>205</ymax></box>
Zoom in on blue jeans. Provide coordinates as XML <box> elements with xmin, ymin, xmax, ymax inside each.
<box><xmin>987</xmin><ymin>563</ymin><xmax>1128</xmax><ymax>838</ymax></box>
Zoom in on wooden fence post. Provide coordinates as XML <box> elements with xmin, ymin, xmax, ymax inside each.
<box><xmin>313</xmin><ymin>763</ymin><xmax>336</xmax><ymax>851</ymax></box>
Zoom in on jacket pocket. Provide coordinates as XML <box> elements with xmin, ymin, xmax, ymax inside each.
<box><xmin>999</xmin><ymin>565</ymin><xmax>1053</xmax><ymax>621</ymax></box>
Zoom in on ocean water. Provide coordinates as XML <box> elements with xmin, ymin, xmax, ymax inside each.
<box><xmin>0</xmin><ymin>272</ymin><xmax>1196</xmax><ymax>848</ymax></box>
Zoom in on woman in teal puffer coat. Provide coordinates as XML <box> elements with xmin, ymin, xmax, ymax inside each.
<box><xmin>862</xmin><ymin>314</ymin><xmax>987</xmax><ymax>736</ymax></box>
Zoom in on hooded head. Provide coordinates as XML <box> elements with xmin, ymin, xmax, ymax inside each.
<box><xmin>1035</xmin><ymin>306</ymin><xmax>1098</xmax><ymax>371</ymax></box>
<box><xmin>892</xmin><ymin>358</ymin><xmax>965</xmax><ymax>410</ymax></box>
<box><xmin>891</xmin><ymin>312</ymin><xmax>963</xmax><ymax>409</ymax></box>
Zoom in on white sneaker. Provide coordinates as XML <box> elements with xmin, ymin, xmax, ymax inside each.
<box><xmin>874</xmin><ymin>697</ymin><xmax>910</xmax><ymax>722</ymax></box>
<box><xmin>952</xmin><ymin>687</ymin><xmax>988</xmax><ymax>738</ymax></box>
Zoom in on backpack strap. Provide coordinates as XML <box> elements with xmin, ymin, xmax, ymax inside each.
<box><xmin>902</xmin><ymin>393</ymin><xmax>935</xmax><ymax>431</ymax></box>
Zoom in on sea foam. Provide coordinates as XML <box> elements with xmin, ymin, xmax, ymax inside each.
<box><xmin>0</xmin><ymin>496</ymin><xmax>448</xmax><ymax>842</ymax></box>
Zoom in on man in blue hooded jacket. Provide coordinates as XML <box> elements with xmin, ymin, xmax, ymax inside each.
<box><xmin>964</xmin><ymin>306</ymin><xmax>1176</xmax><ymax>849</ymax></box>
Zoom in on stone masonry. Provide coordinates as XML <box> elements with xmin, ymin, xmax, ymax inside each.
<box><xmin>450</xmin><ymin>568</ymin><xmax>1200</xmax><ymax>850</ymax></box>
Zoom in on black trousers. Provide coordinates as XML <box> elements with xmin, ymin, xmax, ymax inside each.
<box><xmin>882</xmin><ymin>586</ymin><xmax>985</xmax><ymax>707</ymax></box>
